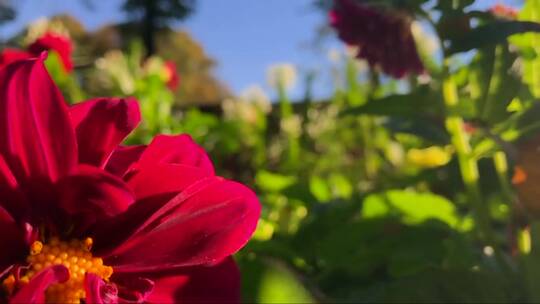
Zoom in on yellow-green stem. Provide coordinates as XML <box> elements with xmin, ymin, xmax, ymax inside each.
<box><xmin>360</xmin><ymin>116</ymin><xmax>377</xmax><ymax>179</ymax></box>
<box><xmin>493</xmin><ymin>151</ymin><xmax>514</xmax><ymax>206</ymax></box>
<box><xmin>443</xmin><ymin>76</ymin><xmax>493</xmax><ymax>245</ymax></box>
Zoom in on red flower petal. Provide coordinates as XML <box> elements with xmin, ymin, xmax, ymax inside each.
<box><xmin>146</xmin><ymin>257</ymin><xmax>240</xmax><ymax>304</ymax></box>
<box><xmin>105</xmin><ymin>145</ymin><xmax>146</xmax><ymax>177</ymax></box>
<box><xmin>70</xmin><ymin>98</ymin><xmax>141</xmax><ymax>168</ymax></box>
<box><xmin>0</xmin><ymin>155</ymin><xmax>29</xmax><ymax>219</ymax></box>
<box><xmin>56</xmin><ymin>165</ymin><xmax>135</xmax><ymax>231</ymax></box>
<box><xmin>91</xmin><ymin>164</ymin><xmax>212</xmax><ymax>253</ymax></box>
<box><xmin>135</xmin><ymin>134</ymin><xmax>214</xmax><ymax>175</ymax></box>
<box><xmin>86</xmin><ymin>273</ymin><xmax>157</xmax><ymax>303</ymax></box>
<box><xmin>104</xmin><ymin>177</ymin><xmax>260</xmax><ymax>272</ymax></box>
<box><xmin>0</xmin><ymin>56</ymin><xmax>77</xmax><ymax>183</ymax></box>
<box><xmin>9</xmin><ymin>265</ymin><xmax>69</xmax><ymax>304</ymax></box>
<box><xmin>28</xmin><ymin>33</ymin><xmax>73</xmax><ymax>73</ymax></box>
<box><xmin>84</xmin><ymin>273</ymin><xmax>119</xmax><ymax>304</ymax></box>
<box><xmin>110</xmin><ymin>275</ymin><xmax>154</xmax><ymax>303</ymax></box>
<box><xmin>126</xmin><ymin>163</ymin><xmax>211</xmax><ymax>200</ymax></box>
<box><xmin>0</xmin><ymin>49</ymin><xmax>33</xmax><ymax>69</ymax></box>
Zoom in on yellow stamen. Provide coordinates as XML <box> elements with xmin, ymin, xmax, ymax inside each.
<box><xmin>19</xmin><ymin>237</ymin><xmax>112</xmax><ymax>304</ymax></box>
<box><xmin>30</xmin><ymin>241</ymin><xmax>43</xmax><ymax>255</ymax></box>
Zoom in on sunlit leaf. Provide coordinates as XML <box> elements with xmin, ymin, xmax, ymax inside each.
<box><xmin>256</xmin><ymin>170</ymin><xmax>297</xmax><ymax>193</ymax></box>
<box><xmin>510</xmin><ymin>0</ymin><xmax>540</xmax><ymax>98</ymax></box>
<box><xmin>362</xmin><ymin>190</ymin><xmax>459</xmax><ymax>227</ymax></box>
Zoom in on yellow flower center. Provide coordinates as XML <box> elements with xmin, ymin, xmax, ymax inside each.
<box><xmin>17</xmin><ymin>237</ymin><xmax>113</xmax><ymax>303</ymax></box>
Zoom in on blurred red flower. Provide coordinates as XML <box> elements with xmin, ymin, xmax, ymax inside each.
<box><xmin>0</xmin><ymin>55</ymin><xmax>260</xmax><ymax>303</ymax></box>
<box><xmin>0</xmin><ymin>32</ymin><xmax>74</xmax><ymax>73</ymax></box>
<box><xmin>164</xmin><ymin>61</ymin><xmax>180</xmax><ymax>91</ymax></box>
<box><xmin>329</xmin><ymin>0</ymin><xmax>424</xmax><ymax>78</ymax></box>
<box><xmin>490</xmin><ymin>3</ymin><xmax>518</xmax><ymax>20</ymax></box>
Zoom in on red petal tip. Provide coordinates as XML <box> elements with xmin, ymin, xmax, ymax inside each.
<box><xmin>39</xmin><ymin>51</ymin><xmax>48</xmax><ymax>60</ymax></box>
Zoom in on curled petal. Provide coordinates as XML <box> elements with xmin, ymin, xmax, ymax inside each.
<box><xmin>135</xmin><ymin>134</ymin><xmax>214</xmax><ymax>175</ymax></box>
<box><xmin>104</xmin><ymin>177</ymin><xmax>260</xmax><ymax>272</ymax></box>
<box><xmin>10</xmin><ymin>265</ymin><xmax>69</xmax><ymax>304</ymax></box>
<box><xmin>0</xmin><ymin>56</ymin><xmax>77</xmax><ymax>182</ymax></box>
<box><xmin>146</xmin><ymin>257</ymin><xmax>240</xmax><ymax>304</ymax></box>
<box><xmin>70</xmin><ymin>98</ymin><xmax>141</xmax><ymax>168</ymax></box>
<box><xmin>111</xmin><ymin>275</ymin><xmax>154</xmax><ymax>303</ymax></box>
<box><xmin>28</xmin><ymin>33</ymin><xmax>73</xmax><ymax>72</ymax></box>
<box><xmin>84</xmin><ymin>273</ymin><xmax>119</xmax><ymax>304</ymax></box>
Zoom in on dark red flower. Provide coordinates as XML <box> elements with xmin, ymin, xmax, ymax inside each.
<box><xmin>0</xmin><ymin>55</ymin><xmax>260</xmax><ymax>303</ymax></box>
<box><xmin>164</xmin><ymin>61</ymin><xmax>180</xmax><ymax>91</ymax></box>
<box><xmin>28</xmin><ymin>32</ymin><xmax>74</xmax><ymax>73</ymax></box>
<box><xmin>329</xmin><ymin>0</ymin><xmax>424</xmax><ymax>78</ymax></box>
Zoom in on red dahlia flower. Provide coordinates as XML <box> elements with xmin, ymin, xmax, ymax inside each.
<box><xmin>329</xmin><ymin>0</ymin><xmax>424</xmax><ymax>78</ymax></box>
<box><xmin>0</xmin><ymin>54</ymin><xmax>260</xmax><ymax>303</ymax></box>
<box><xmin>0</xmin><ymin>32</ymin><xmax>74</xmax><ymax>73</ymax></box>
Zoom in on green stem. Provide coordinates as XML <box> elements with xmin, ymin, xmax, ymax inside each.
<box><xmin>277</xmin><ymin>83</ymin><xmax>298</xmax><ymax>168</ymax></box>
<box><xmin>444</xmin><ymin>75</ymin><xmax>513</xmax><ymax>274</ymax></box>
<box><xmin>277</xmin><ymin>83</ymin><xmax>293</xmax><ymax>119</ymax></box>
<box><xmin>493</xmin><ymin>151</ymin><xmax>524</xmax><ymax>257</ymax></box>
<box><xmin>360</xmin><ymin>116</ymin><xmax>377</xmax><ymax>179</ymax></box>
<box><xmin>442</xmin><ymin>75</ymin><xmax>493</xmax><ymax>244</ymax></box>
<box><xmin>493</xmin><ymin>151</ymin><xmax>514</xmax><ymax>206</ymax></box>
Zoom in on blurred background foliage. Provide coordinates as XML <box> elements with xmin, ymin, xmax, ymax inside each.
<box><xmin>4</xmin><ymin>0</ymin><xmax>540</xmax><ymax>302</ymax></box>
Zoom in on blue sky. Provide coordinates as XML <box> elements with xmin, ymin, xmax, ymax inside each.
<box><xmin>0</xmin><ymin>0</ymin><xmax>524</xmax><ymax>99</ymax></box>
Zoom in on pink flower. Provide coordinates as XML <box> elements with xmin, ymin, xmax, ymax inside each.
<box><xmin>330</xmin><ymin>0</ymin><xmax>424</xmax><ymax>78</ymax></box>
<box><xmin>0</xmin><ymin>55</ymin><xmax>260</xmax><ymax>303</ymax></box>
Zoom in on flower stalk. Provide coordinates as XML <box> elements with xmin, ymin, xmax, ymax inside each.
<box><xmin>442</xmin><ymin>73</ymin><xmax>493</xmax><ymax>244</ymax></box>
<box><xmin>277</xmin><ymin>82</ymin><xmax>300</xmax><ymax>167</ymax></box>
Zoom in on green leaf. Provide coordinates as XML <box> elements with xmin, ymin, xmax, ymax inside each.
<box><xmin>362</xmin><ymin>190</ymin><xmax>459</xmax><ymax>227</ymax></box>
<box><xmin>380</xmin><ymin>268</ymin><xmax>512</xmax><ymax>303</ymax></box>
<box><xmin>309</xmin><ymin>176</ymin><xmax>332</xmax><ymax>202</ymax></box>
<box><xmin>468</xmin><ymin>45</ymin><xmax>520</xmax><ymax>124</ymax></box>
<box><xmin>510</xmin><ymin>0</ymin><xmax>540</xmax><ymax>98</ymax></box>
<box><xmin>384</xmin><ymin>117</ymin><xmax>449</xmax><ymax>144</ymax></box>
<box><xmin>256</xmin><ymin>170</ymin><xmax>297</xmax><ymax>193</ymax></box>
<box><xmin>449</xmin><ymin>20</ymin><xmax>540</xmax><ymax>54</ymax></box>
<box><xmin>341</xmin><ymin>87</ymin><xmax>443</xmax><ymax>118</ymax></box>
<box><xmin>238</xmin><ymin>257</ymin><xmax>315</xmax><ymax>303</ymax></box>
<box><xmin>329</xmin><ymin>173</ymin><xmax>353</xmax><ymax>200</ymax></box>
<box><xmin>257</xmin><ymin>261</ymin><xmax>315</xmax><ymax>304</ymax></box>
